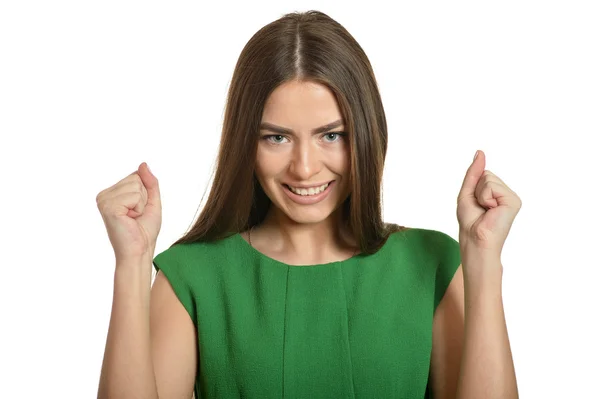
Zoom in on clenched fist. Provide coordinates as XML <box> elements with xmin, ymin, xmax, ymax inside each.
<box><xmin>96</xmin><ymin>162</ymin><xmax>162</xmax><ymax>264</ymax></box>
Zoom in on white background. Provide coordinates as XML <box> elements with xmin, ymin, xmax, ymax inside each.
<box><xmin>1</xmin><ymin>1</ymin><xmax>598</xmax><ymax>397</ymax></box>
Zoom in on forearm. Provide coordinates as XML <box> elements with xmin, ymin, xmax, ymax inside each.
<box><xmin>97</xmin><ymin>258</ymin><xmax>159</xmax><ymax>399</ymax></box>
<box><xmin>456</xmin><ymin>258</ymin><xmax>519</xmax><ymax>399</ymax></box>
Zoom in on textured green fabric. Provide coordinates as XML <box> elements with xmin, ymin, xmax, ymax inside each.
<box><xmin>152</xmin><ymin>227</ymin><xmax>462</xmax><ymax>399</ymax></box>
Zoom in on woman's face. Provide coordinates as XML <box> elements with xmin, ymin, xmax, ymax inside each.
<box><xmin>255</xmin><ymin>80</ymin><xmax>351</xmax><ymax>225</ymax></box>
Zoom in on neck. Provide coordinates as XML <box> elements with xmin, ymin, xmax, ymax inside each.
<box><xmin>251</xmin><ymin>204</ymin><xmax>356</xmax><ymax>261</ymax></box>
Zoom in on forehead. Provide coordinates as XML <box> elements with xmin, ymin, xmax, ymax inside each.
<box><xmin>261</xmin><ymin>81</ymin><xmax>343</xmax><ymax>127</ymax></box>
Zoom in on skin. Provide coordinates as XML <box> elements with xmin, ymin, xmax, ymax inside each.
<box><xmin>242</xmin><ymin>80</ymin><xmax>358</xmax><ymax>266</ymax></box>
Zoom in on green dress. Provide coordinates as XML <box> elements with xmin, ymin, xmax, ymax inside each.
<box><xmin>152</xmin><ymin>227</ymin><xmax>462</xmax><ymax>399</ymax></box>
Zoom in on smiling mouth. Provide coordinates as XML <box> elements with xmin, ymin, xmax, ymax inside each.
<box><xmin>282</xmin><ymin>181</ymin><xmax>333</xmax><ymax>196</ymax></box>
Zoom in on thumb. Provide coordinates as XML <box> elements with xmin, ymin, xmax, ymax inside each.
<box><xmin>138</xmin><ymin>162</ymin><xmax>161</xmax><ymax>207</ymax></box>
<box><xmin>457</xmin><ymin>150</ymin><xmax>484</xmax><ymax>202</ymax></box>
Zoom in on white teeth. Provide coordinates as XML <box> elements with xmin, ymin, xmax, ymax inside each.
<box><xmin>288</xmin><ymin>182</ymin><xmax>330</xmax><ymax>196</ymax></box>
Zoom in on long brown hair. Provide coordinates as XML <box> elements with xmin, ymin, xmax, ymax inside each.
<box><xmin>170</xmin><ymin>10</ymin><xmax>408</xmax><ymax>254</ymax></box>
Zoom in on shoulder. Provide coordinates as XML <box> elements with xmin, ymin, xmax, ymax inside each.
<box><xmin>385</xmin><ymin>227</ymin><xmax>459</xmax><ymax>258</ymax></box>
<box><xmin>155</xmin><ymin>233</ymin><xmax>239</xmax><ymax>257</ymax></box>
<box><xmin>153</xmin><ymin>234</ymin><xmax>239</xmax><ymax>274</ymax></box>
<box><xmin>424</xmin><ymin>229</ymin><xmax>461</xmax><ymax>269</ymax></box>
<box><xmin>394</xmin><ymin>226</ymin><xmax>457</xmax><ymax>244</ymax></box>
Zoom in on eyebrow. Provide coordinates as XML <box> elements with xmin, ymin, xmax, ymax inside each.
<box><xmin>259</xmin><ymin>119</ymin><xmax>344</xmax><ymax>135</ymax></box>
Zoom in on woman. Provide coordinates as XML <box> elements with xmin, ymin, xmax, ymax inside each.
<box><xmin>97</xmin><ymin>10</ymin><xmax>520</xmax><ymax>399</ymax></box>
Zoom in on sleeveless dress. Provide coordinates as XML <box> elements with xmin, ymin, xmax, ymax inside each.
<box><xmin>152</xmin><ymin>227</ymin><xmax>462</xmax><ymax>399</ymax></box>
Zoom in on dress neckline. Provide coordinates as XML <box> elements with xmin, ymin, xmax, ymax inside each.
<box><xmin>234</xmin><ymin>232</ymin><xmax>365</xmax><ymax>268</ymax></box>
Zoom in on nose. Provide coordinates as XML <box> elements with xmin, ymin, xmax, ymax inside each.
<box><xmin>289</xmin><ymin>139</ymin><xmax>321</xmax><ymax>180</ymax></box>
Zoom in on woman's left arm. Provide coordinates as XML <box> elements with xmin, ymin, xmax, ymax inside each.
<box><xmin>454</xmin><ymin>149</ymin><xmax>521</xmax><ymax>398</ymax></box>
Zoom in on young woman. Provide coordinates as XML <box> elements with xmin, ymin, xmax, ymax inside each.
<box><xmin>97</xmin><ymin>10</ymin><xmax>519</xmax><ymax>399</ymax></box>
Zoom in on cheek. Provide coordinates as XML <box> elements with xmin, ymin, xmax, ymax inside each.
<box><xmin>327</xmin><ymin>150</ymin><xmax>350</xmax><ymax>170</ymax></box>
<box><xmin>254</xmin><ymin>150</ymin><xmax>269</xmax><ymax>173</ymax></box>
<box><xmin>254</xmin><ymin>164</ymin><xmax>278</xmax><ymax>191</ymax></box>
<box><xmin>256</xmin><ymin>150</ymin><xmax>287</xmax><ymax>175</ymax></box>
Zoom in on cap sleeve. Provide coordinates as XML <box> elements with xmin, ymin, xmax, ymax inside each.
<box><xmin>428</xmin><ymin>230</ymin><xmax>462</xmax><ymax>312</ymax></box>
<box><xmin>152</xmin><ymin>245</ymin><xmax>198</xmax><ymax>326</ymax></box>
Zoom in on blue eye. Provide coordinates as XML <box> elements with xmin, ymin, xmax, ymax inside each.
<box><xmin>263</xmin><ymin>135</ymin><xmax>289</xmax><ymax>144</ymax></box>
<box><xmin>323</xmin><ymin>132</ymin><xmax>347</xmax><ymax>142</ymax></box>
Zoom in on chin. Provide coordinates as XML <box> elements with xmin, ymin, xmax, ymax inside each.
<box><xmin>279</xmin><ymin>198</ymin><xmax>345</xmax><ymax>225</ymax></box>
<box><xmin>286</xmin><ymin>210</ymin><xmax>335</xmax><ymax>225</ymax></box>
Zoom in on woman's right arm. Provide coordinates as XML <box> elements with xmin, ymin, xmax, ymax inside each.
<box><xmin>97</xmin><ymin>258</ymin><xmax>198</xmax><ymax>399</ymax></box>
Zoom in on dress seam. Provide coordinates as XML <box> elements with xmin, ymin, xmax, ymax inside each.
<box><xmin>338</xmin><ymin>263</ymin><xmax>356</xmax><ymax>398</ymax></box>
<box><xmin>281</xmin><ymin>266</ymin><xmax>290</xmax><ymax>399</ymax></box>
